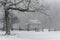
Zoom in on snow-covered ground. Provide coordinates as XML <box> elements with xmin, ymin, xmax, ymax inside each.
<box><xmin>0</xmin><ymin>31</ymin><xmax>60</xmax><ymax>40</ymax></box>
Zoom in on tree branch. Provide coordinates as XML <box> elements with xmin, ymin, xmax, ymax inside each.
<box><xmin>9</xmin><ymin>0</ymin><xmax>24</xmax><ymax>6</ymax></box>
<box><xmin>26</xmin><ymin>0</ymin><xmax>31</xmax><ymax>9</ymax></box>
<box><xmin>8</xmin><ymin>7</ymin><xmax>36</xmax><ymax>12</ymax></box>
<box><xmin>8</xmin><ymin>7</ymin><xmax>28</xmax><ymax>11</ymax></box>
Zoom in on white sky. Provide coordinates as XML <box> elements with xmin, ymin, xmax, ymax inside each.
<box><xmin>44</xmin><ymin>0</ymin><xmax>60</xmax><ymax>2</ymax></box>
<box><xmin>38</xmin><ymin>0</ymin><xmax>60</xmax><ymax>4</ymax></box>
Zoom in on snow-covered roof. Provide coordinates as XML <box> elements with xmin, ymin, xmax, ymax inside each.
<box><xmin>26</xmin><ymin>20</ymin><xmax>41</xmax><ymax>24</ymax></box>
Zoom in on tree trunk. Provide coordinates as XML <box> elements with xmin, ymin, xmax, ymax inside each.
<box><xmin>5</xmin><ymin>9</ymin><xmax>10</xmax><ymax>35</ymax></box>
<box><xmin>27</xmin><ymin>24</ymin><xmax>30</xmax><ymax>31</ymax></box>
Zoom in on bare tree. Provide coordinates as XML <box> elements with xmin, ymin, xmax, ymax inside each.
<box><xmin>0</xmin><ymin>0</ymin><xmax>50</xmax><ymax>35</ymax></box>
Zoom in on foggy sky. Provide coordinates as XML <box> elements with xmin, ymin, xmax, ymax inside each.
<box><xmin>0</xmin><ymin>0</ymin><xmax>60</xmax><ymax>30</ymax></box>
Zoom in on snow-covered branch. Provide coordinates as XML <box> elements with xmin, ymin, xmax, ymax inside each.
<box><xmin>8</xmin><ymin>7</ymin><xmax>36</xmax><ymax>12</ymax></box>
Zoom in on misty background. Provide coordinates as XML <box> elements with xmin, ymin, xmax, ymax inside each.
<box><xmin>0</xmin><ymin>0</ymin><xmax>60</xmax><ymax>31</ymax></box>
